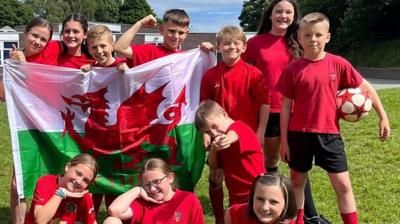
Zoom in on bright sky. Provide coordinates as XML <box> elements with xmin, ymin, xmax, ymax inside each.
<box><xmin>147</xmin><ymin>0</ymin><xmax>244</xmax><ymax>32</ymax></box>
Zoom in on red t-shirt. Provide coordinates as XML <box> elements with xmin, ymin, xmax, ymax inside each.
<box><xmin>58</xmin><ymin>50</ymin><xmax>95</xmax><ymax>69</ymax></box>
<box><xmin>229</xmin><ymin>203</ymin><xmax>295</xmax><ymax>224</ymax></box>
<box><xmin>242</xmin><ymin>33</ymin><xmax>292</xmax><ymax>113</ymax></box>
<box><xmin>219</xmin><ymin>121</ymin><xmax>266</xmax><ymax>206</ymax></box>
<box><xmin>129</xmin><ymin>44</ymin><xmax>180</xmax><ymax>67</ymax></box>
<box><xmin>25</xmin><ymin>175</ymin><xmax>96</xmax><ymax>224</ymax></box>
<box><xmin>276</xmin><ymin>53</ymin><xmax>363</xmax><ymax>134</ymax></box>
<box><xmin>200</xmin><ymin>59</ymin><xmax>270</xmax><ymax>131</ymax></box>
<box><xmin>129</xmin><ymin>189</ymin><xmax>204</xmax><ymax>224</ymax></box>
<box><xmin>93</xmin><ymin>57</ymin><xmax>126</xmax><ymax>67</ymax></box>
<box><xmin>26</xmin><ymin>40</ymin><xmax>62</xmax><ymax>65</ymax></box>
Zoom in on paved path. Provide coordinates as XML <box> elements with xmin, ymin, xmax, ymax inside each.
<box><xmin>365</xmin><ymin>78</ymin><xmax>400</xmax><ymax>90</ymax></box>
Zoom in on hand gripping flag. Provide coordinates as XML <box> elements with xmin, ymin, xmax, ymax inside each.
<box><xmin>4</xmin><ymin>49</ymin><xmax>216</xmax><ymax>198</ymax></box>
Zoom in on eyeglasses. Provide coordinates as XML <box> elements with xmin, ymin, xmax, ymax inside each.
<box><xmin>141</xmin><ymin>176</ymin><xmax>167</xmax><ymax>191</ymax></box>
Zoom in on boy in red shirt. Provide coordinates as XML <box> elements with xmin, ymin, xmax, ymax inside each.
<box><xmin>115</xmin><ymin>9</ymin><xmax>213</xmax><ymax>67</ymax></box>
<box><xmin>85</xmin><ymin>24</ymin><xmax>128</xmax><ymax>214</ymax></box>
<box><xmin>200</xmin><ymin>26</ymin><xmax>270</xmax><ymax>223</ymax></box>
<box><xmin>195</xmin><ymin>100</ymin><xmax>266</xmax><ymax>207</ymax></box>
<box><xmin>86</xmin><ymin>25</ymin><xmax>128</xmax><ymax>69</ymax></box>
<box><xmin>276</xmin><ymin>13</ymin><xmax>390</xmax><ymax>224</ymax></box>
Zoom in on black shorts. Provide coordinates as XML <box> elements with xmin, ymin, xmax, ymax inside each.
<box><xmin>265</xmin><ymin>113</ymin><xmax>280</xmax><ymax>137</ymax></box>
<box><xmin>288</xmin><ymin>131</ymin><xmax>348</xmax><ymax>173</ymax></box>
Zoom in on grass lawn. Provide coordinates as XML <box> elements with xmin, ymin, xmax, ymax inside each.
<box><xmin>343</xmin><ymin>39</ymin><xmax>400</xmax><ymax>67</ymax></box>
<box><xmin>0</xmin><ymin>88</ymin><xmax>399</xmax><ymax>223</ymax></box>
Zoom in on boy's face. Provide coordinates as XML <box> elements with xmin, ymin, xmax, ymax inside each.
<box><xmin>160</xmin><ymin>21</ymin><xmax>189</xmax><ymax>51</ymax></box>
<box><xmin>298</xmin><ymin>21</ymin><xmax>331</xmax><ymax>59</ymax></box>
<box><xmin>87</xmin><ymin>36</ymin><xmax>114</xmax><ymax>66</ymax></box>
<box><xmin>218</xmin><ymin>37</ymin><xmax>246</xmax><ymax>66</ymax></box>
<box><xmin>202</xmin><ymin>113</ymin><xmax>229</xmax><ymax>138</ymax></box>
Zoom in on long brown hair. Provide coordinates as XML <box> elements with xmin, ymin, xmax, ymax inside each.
<box><xmin>257</xmin><ymin>0</ymin><xmax>302</xmax><ymax>58</ymax></box>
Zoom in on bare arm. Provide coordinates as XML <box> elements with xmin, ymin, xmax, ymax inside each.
<box><xmin>34</xmin><ymin>188</ymin><xmax>88</xmax><ymax>223</ymax></box>
<box><xmin>280</xmin><ymin>97</ymin><xmax>293</xmax><ymax>163</ymax></box>
<box><xmin>359</xmin><ymin>79</ymin><xmax>390</xmax><ymax>141</ymax></box>
<box><xmin>256</xmin><ymin>104</ymin><xmax>270</xmax><ymax>145</ymax></box>
<box><xmin>115</xmin><ymin>15</ymin><xmax>157</xmax><ymax>59</ymax></box>
<box><xmin>107</xmin><ymin>187</ymin><xmax>140</xmax><ymax>220</ymax></box>
<box><xmin>224</xmin><ymin>207</ymin><xmax>232</xmax><ymax>224</ymax></box>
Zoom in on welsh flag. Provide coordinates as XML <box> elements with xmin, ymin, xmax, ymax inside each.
<box><xmin>4</xmin><ymin>49</ymin><xmax>216</xmax><ymax>198</ymax></box>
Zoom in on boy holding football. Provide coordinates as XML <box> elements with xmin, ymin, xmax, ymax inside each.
<box><xmin>276</xmin><ymin>12</ymin><xmax>390</xmax><ymax>224</ymax></box>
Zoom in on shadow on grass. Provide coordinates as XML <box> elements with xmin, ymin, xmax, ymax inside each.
<box><xmin>0</xmin><ymin>206</ymin><xmax>12</xmax><ymax>224</ymax></box>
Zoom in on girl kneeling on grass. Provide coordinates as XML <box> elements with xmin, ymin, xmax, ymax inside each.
<box><xmin>104</xmin><ymin>158</ymin><xmax>204</xmax><ymax>224</ymax></box>
<box><xmin>24</xmin><ymin>153</ymin><xmax>98</xmax><ymax>224</ymax></box>
<box><xmin>225</xmin><ymin>174</ymin><xmax>297</xmax><ymax>224</ymax></box>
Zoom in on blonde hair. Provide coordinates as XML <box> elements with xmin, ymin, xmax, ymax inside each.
<box><xmin>140</xmin><ymin>158</ymin><xmax>177</xmax><ymax>188</ymax></box>
<box><xmin>216</xmin><ymin>26</ymin><xmax>246</xmax><ymax>46</ymax></box>
<box><xmin>68</xmin><ymin>153</ymin><xmax>98</xmax><ymax>182</ymax></box>
<box><xmin>195</xmin><ymin>100</ymin><xmax>225</xmax><ymax>131</ymax></box>
<box><xmin>300</xmin><ymin>12</ymin><xmax>330</xmax><ymax>30</ymax></box>
<box><xmin>87</xmin><ymin>25</ymin><xmax>113</xmax><ymax>43</ymax></box>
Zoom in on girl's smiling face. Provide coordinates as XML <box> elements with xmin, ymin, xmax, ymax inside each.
<box><xmin>141</xmin><ymin>169</ymin><xmax>174</xmax><ymax>202</ymax></box>
<box><xmin>62</xmin><ymin>163</ymin><xmax>94</xmax><ymax>192</ymax></box>
<box><xmin>62</xmin><ymin>20</ymin><xmax>87</xmax><ymax>53</ymax></box>
<box><xmin>253</xmin><ymin>183</ymin><xmax>285</xmax><ymax>224</ymax></box>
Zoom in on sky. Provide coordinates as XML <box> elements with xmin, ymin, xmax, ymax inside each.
<box><xmin>146</xmin><ymin>0</ymin><xmax>244</xmax><ymax>32</ymax></box>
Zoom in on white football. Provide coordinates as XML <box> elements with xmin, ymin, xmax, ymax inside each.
<box><xmin>337</xmin><ymin>87</ymin><xmax>372</xmax><ymax>122</ymax></box>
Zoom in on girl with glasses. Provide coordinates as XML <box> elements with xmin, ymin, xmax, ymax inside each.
<box><xmin>104</xmin><ymin>158</ymin><xmax>204</xmax><ymax>224</ymax></box>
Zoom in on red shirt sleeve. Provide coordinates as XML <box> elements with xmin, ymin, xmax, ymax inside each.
<box><xmin>200</xmin><ymin>69</ymin><xmax>214</xmax><ymax>102</ymax></box>
<box><xmin>250</xmin><ymin>67</ymin><xmax>270</xmax><ymax>106</ymax></box>
<box><xmin>32</xmin><ymin>176</ymin><xmax>54</xmax><ymax>206</ymax></box>
<box><xmin>188</xmin><ymin>193</ymin><xmax>205</xmax><ymax>224</ymax></box>
<box><xmin>276</xmin><ymin>66</ymin><xmax>295</xmax><ymax>99</ymax></box>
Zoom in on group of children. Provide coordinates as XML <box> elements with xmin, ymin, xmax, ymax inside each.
<box><xmin>8</xmin><ymin>0</ymin><xmax>391</xmax><ymax>223</ymax></box>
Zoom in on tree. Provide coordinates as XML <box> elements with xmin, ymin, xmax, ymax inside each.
<box><xmin>0</xmin><ymin>0</ymin><xmax>33</xmax><ymax>28</ymax></box>
<box><xmin>66</xmin><ymin>0</ymin><xmax>97</xmax><ymax>21</ymax></box>
<box><xmin>94</xmin><ymin>0</ymin><xmax>121</xmax><ymax>23</ymax></box>
<box><xmin>238</xmin><ymin>0</ymin><xmax>271</xmax><ymax>32</ymax></box>
<box><xmin>118</xmin><ymin>0</ymin><xmax>155</xmax><ymax>24</ymax></box>
<box><xmin>25</xmin><ymin>0</ymin><xmax>72</xmax><ymax>23</ymax></box>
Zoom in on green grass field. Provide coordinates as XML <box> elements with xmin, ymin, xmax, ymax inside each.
<box><xmin>0</xmin><ymin>88</ymin><xmax>399</xmax><ymax>223</ymax></box>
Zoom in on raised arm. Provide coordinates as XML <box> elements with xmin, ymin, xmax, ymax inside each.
<box><xmin>115</xmin><ymin>15</ymin><xmax>157</xmax><ymax>59</ymax></box>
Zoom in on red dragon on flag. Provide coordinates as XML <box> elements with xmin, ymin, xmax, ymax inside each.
<box><xmin>4</xmin><ymin>49</ymin><xmax>215</xmax><ymax>197</ymax></box>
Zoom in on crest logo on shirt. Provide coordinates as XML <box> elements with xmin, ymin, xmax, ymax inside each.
<box><xmin>66</xmin><ymin>201</ymin><xmax>77</xmax><ymax>213</ymax></box>
<box><xmin>214</xmin><ymin>83</ymin><xmax>221</xmax><ymax>88</ymax></box>
<box><xmin>330</xmin><ymin>73</ymin><xmax>337</xmax><ymax>82</ymax></box>
<box><xmin>174</xmin><ymin>211</ymin><xmax>182</xmax><ymax>223</ymax></box>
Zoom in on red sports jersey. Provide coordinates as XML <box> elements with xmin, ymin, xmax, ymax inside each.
<box><xmin>25</xmin><ymin>175</ymin><xmax>96</xmax><ymax>224</ymax></box>
<box><xmin>93</xmin><ymin>57</ymin><xmax>126</xmax><ymax>67</ymax></box>
<box><xmin>219</xmin><ymin>121</ymin><xmax>266</xmax><ymax>206</ymax></box>
<box><xmin>242</xmin><ymin>32</ymin><xmax>292</xmax><ymax>113</ymax></box>
<box><xmin>26</xmin><ymin>40</ymin><xmax>62</xmax><ymax>65</ymax></box>
<box><xmin>200</xmin><ymin>59</ymin><xmax>269</xmax><ymax>131</ymax></box>
<box><xmin>130</xmin><ymin>189</ymin><xmax>204</xmax><ymax>224</ymax></box>
<box><xmin>58</xmin><ymin>51</ymin><xmax>95</xmax><ymax>69</ymax></box>
<box><xmin>276</xmin><ymin>53</ymin><xmax>363</xmax><ymax>134</ymax></box>
<box><xmin>229</xmin><ymin>203</ymin><xmax>295</xmax><ymax>224</ymax></box>
<box><xmin>129</xmin><ymin>44</ymin><xmax>180</xmax><ymax>67</ymax></box>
